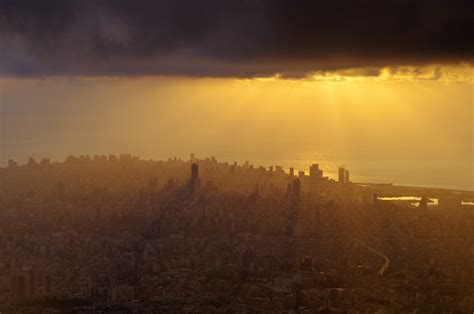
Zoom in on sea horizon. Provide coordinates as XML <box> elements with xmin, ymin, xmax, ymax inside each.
<box><xmin>2</xmin><ymin>151</ymin><xmax>472</xmax><ymax>192</ymax></box>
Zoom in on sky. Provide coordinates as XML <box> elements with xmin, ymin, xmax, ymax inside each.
<box><xmin>0</xmin><ymin>0</ymin><xmax>472</xmax><ymax>77</ymax></box>
<box><xmin>0</xmin><ymin>0</ymin><xmax>473</xmax><ymax>189</ymax></box>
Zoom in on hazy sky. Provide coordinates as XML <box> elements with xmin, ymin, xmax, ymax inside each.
<box><xmin>0</xmin><ymin>1</ymin><xmax>472</xmax><ymax>189</ymax></box>
<box><xmin>1</xmin><ymin>67</ymin><xmax>472</xmax><ymax>188</ymax></box>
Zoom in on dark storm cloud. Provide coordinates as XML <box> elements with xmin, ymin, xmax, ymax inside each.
<box><xmin>0</xmin><ymin>0</ymin><xmax>472</xmax><ymax>77</ymax></box>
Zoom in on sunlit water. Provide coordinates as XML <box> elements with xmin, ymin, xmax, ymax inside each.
<box><xmin>378</xmin><ymin>196</ymin><xmax>438</xmax><ymax>207</ymax></box>
<box><xmin>378</xmin><ymin>197</ymin><xmax>474</xmax><ymax>207</ymax></box>
<box><xmin>216</xmin><ymin>152</ymin><xmax>473</xmax><ymax>191</ymax></box>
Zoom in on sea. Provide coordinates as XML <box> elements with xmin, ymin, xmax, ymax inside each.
<box><xmin>216</xmin><ymin>152</ymin><xmax>473</xmax><ymax>192</ymax></box>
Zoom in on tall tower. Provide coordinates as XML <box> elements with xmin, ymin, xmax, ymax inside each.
<box><xmin>27</xmin><ymin>157</ymin><xmax>37</xmax><ymax>167</ymax></box>
<box><xmin>190</xmin><ymin>163</ymin><xmax>201</xmax><ymax>193</ymax></box>
<box><xmin>287</xmin><ymin>178</ymin><xmax>301</xmax><ymax>268</ymax></box>
<box><xmin>298</xmin><ymin>171</ymin><xmax>305</xmax><ymax>179</ymax></box>
<box><xmin>191</xmin><ymin>163</ymin><xmax>199</xmax><ymax>180</ymax></box>
<box><xmin>292</xmin><ymin>178</ymin><xmax>301</xmax><ymax>199</ymax></box>
<box><xmin>310</xmin><ymin>164</ymin><xmax>323</xmax><ymax>179</ymax></box>
<box><xmin>338</xmin><ymin>166</ymin><xmax>345</xmax><ymax>183</ymax></box>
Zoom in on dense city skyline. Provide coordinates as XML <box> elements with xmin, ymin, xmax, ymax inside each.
<box><xmin>0</xmin><ymin>1</ymin><xmax>473</xmax><ymax>312</ymax></box>
<box><xmin>1</xmin><ymin>153</ymin><xmax>473</xmax><ymax>311</ymax></box>
<box><xmin>1</xmin><ymin>0</ymin><xmax>472</xmax><ymax>191</ymax></box>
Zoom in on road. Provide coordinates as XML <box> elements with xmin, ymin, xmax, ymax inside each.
<box><xmin>351</xmin><ymin>237</ymin><xmax>391</xmax><ymax>276</ymax></box>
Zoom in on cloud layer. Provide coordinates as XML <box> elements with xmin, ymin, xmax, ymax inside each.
<box><xmin>1</xmin><ymin>0</ymin><xmax>472</xmax><ymax>77</ymax></box>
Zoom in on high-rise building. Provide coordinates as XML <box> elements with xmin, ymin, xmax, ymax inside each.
<box><xmin>292</xmin><ymin>179</ymin><xmax>301</xmax><ymax>198</ymax></box>
<box><xmin>190</xmin><ymin>153</ymin><xmax>195</xmax><ymax>162</ymax></box>
<box><xmin>27</xmin><ymin>157</ymin><xmax>37</xmax><ymax>166</ymax></box>
<box><xmin>309</xmin><ymin>164</ymin><xmax>323</xmax><ymax>179</ymax></box>
<box><xmin>40</xmin><ymin>158</ymin><xmax>50</xmax><ymax>166</ymax></box>
<box><xmin>191</xmin><ymin>163</ymin><xmax>199</xmax><ymax>180</ymax></box>
<box><xmin>286</xmin><ymin>183</ymin><xmax>292</xmax><ymax>196</ymax></box>
<box><xmin>8</xmin><ymin>159</ymin><xmax>18</xmax><ymax>168</ymax></box>
<box><xmin>289</xmin><ymin>167</ymin><xmax>294</xmax><ymax>177</ymax></box>
<box><xmin>338</xmin><ymin>166</ymin><xmax>345</xmax><ymax>183</ymax></box>
<box><xmin>275</xmin><ymin>165</ymin><xmax>284</xmax><ymax>174</ymax></box>
<box><xmin>190</xmin><ymin>163</ymin><xmax>201</xmax><ymax>193</ymax></box>
<box><xmin>345</xmin><ymin>169</ymin><xmax>350</xmax><ymax>183</ymax></box>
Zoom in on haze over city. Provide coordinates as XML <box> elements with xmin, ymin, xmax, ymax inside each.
<box><xmin>1</xmin><ymin>70</ymin><xmax>473</xmax><ymax>190</ymax></box>
<box><xmin>1</xmin><ymin>0</ymin><xmax>472</xmax><ymax>190</ymax></box>
<box><xmin>0</xmin><ymin>0</ymin><xmax>473</xmax><ymax>312</ymax></box>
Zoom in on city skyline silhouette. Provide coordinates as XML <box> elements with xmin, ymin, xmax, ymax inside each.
<box><xmin>0</xmin><ymin>0</ymin><xmax>472</xmax><ymax>312</ymax></box>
